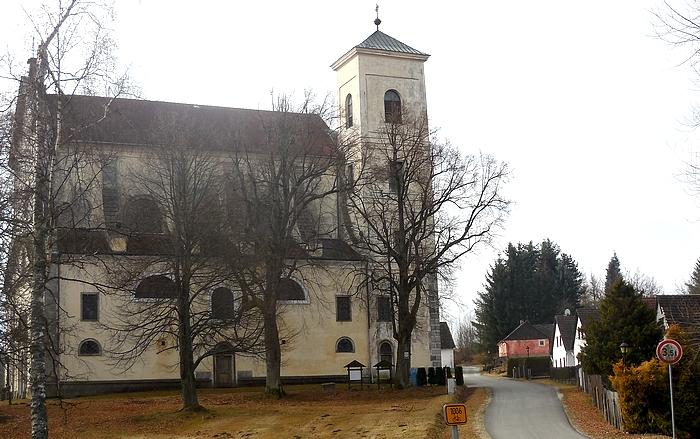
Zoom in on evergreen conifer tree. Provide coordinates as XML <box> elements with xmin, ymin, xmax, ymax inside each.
<box><xmin>580</xmin><ymin>278</ymin><xmax>662</xmax><ymax>376</ymax></box>
<box><xmin>685</xmin><ymin>258</ymin><xmax>700</xmax><ymax>295</ymax></box>
<box><xmin>605</xmin><ymin>252</ymin><xmax>622</xmax><ymax>292</ymax></box>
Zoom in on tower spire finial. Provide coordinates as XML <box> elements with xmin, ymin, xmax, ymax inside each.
<box><xmin>374</xmin><ymin>4</ymin><xmax>381</xmax><ymax>31</ymax></box>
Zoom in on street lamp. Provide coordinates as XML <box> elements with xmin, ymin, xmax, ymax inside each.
<box><xmin>525</xmin><ymin>345</ymin><xmax>530</xmax><ymax>379</ymax></box>
<box><xmin>620</xmin><ymin>342</ymin><xmax>631</xmax><ymax>363</ymax></box>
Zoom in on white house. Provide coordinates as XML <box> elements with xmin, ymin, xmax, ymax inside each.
<box><xmin>552</xmin><ymin>312</ymin><xmax>577</xmax><ymax>368</ymax></box>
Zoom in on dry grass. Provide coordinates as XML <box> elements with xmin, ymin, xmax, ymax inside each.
<box><xmin>0</xmin><ymin>384</ymin><xmax>464</xmax><ymax>439</ymax></box>
<box><xmin>543</xmin><ymin>381</ymin><xmax>671</xmax><ymax>439</ymax></box>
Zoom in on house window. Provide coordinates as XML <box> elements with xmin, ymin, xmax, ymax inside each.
<box><xmin>336</xmin><ymin>337</ymin><xmax>354</xmax><ymax>353</ymax></box>
<box><xmin>336</xmin><ymin>295</ymin><xmax>351</xmax><ymax>322</ymax></box>
<box><xmin>135</xmin><ymin>275</ymin><xmax>177</xmax><ymax>299</ymax></box>
<box><xmin>277</xmin><ymin>278</ymin><xmax>306</xmax><ymax>302</ymax></box>
<box><xmin>388</xmin><ymin>160</ymin><xmax>404</xmax><ymax>193</ymax></box>
<box><xmin>377</xmin><ymin>296</ymin><xmax>391</xmax><ymax>322</ymax></box>
<box><xmin>78</xmin><ymin>339</ymin><xmax>102</xmax><ymax>356</ymax></box>
<box><xmin>538</xmin><ymin>339</ymin><xmax>545</xmax><ymax>347</ymax></box>
<box><xmin>211</xmin><ymin>287</ymin><xmax>235</xmax><ymax>319</ymax></box>
<box><xmin>379</xmin><ymin>341</ymin><xmax>393</xmax><ymax>364</ymax></box>
<box><xmin>384</xmin><ymin>89</ymin><xmax>401</xmax><ymax>123</ymax></box>
<box><xmin>81</xmin><ymin>293</ymin><xmax>99</xmax><ymax>321</ymax></box>
<box><xmin>123</xmin><ymin>196</ymin><xmax>162</xmax><ymax>233</ymax></box>
<box><xmin>345</xmin><ymin>94</ymin><xmax>353</xmax><ymax>127</ymax></box>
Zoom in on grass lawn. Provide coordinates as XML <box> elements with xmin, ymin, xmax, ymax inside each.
<box><xmin>0</xmin><ymin>384</ymin><xmax>487</xmax><ymax>438</ymax></box>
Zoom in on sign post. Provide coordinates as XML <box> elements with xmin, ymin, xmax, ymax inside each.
<box><xmin>444</xmin><ymin>403</ymin><xmax>467</xmax><ymax>439</ymax></box>
<box><xmin>656</xmin><ymin>338</ymin><xmax>683</xmax><ymax>439</ymax></box>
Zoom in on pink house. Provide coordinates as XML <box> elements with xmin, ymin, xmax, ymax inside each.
<box><xmin>498</xmin><ymin>321</ymin><xmax>554</xmax><ymax>359</ymax></box>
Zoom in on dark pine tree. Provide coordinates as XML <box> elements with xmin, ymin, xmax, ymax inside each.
<box><xmin>604</xmin><ymin>252</ymin><xmax>622</xmax><ymax>293</ymax></box>
<box><xmin>685</xmin><ymin>257</ymin><xmax>700</xmax><ymax>295</ymax></box>
<box><xmin>580</xmin><ymin>278</ymin><xmax>662</xmax><ymax>376</ymax></box>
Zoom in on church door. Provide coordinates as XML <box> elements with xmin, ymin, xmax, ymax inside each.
<box><xmin>214</xmin><ymin>354</ymin><xmax>234</xmax><ymax>387</ymax></box>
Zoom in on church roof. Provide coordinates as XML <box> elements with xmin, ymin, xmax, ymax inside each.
<box><xmin>355</xmin><ymin>31</ymin><xmax>428</xmax><ymax>56</ymax></box>
<box><xmin>54</xmin><ymin>95</ymin><xmax>334</xmax><ymax>156</ymax></box>
<box><xmin>440</xmin><ymin>322</ymin><xmax>456</xmax><ymax>349</ymax></box>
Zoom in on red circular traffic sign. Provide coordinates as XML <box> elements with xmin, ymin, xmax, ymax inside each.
<box><xmin>656</xmin><ymin>339</ymin><xmax>683</xmax><ymax>365</ymax></box>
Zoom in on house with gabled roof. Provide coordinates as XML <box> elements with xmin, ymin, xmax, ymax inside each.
<box><xmin>552</xmin><ymin>312</ymin><xmax>578</xmax><ymax>368</ymax></box>
<box><xmin>497</xmin><ymin>321</ymin><xmax>553</xmax><ymax>360</ymax></box>
<box><xmin>573</xmin><ymin>307</ymin><xmax>599</xmax><ymax>367</ymax></box>
<box><xmin>440</xmin><ymin>322</ymin><xmax>456</xmax><ymax>368</ymax></box>
<box><xmin>656</xmin><ymin>294</ymin><xmax>700</xmax><ymax>339</ymax></box>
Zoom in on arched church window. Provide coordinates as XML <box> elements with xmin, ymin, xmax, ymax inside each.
<box><xmin>336</xmin><ymin>337</ymin><xmax>354</xmax><ymax>353</ymax></box>
<box><xmin>379</xmin><ymin>340</ymin><xmax>393</xmax><ymax>364</ymax></box>
<box><xmin>384</xmin><ymin>90</ymin><xmax>401</xmax><ymax>123</ymax></box>
<box><xmin>277</xmin><ymin>278</ymin><xmax>306</xmax><ymax>302</ymax></box>
<box><xmin>78</xmin><ymin>339</ymin><xmax>102</xmax><ymax>356</ymax></box>
<box><xmin>123</xmin><ymin>196</ymin><xmax>162</xmax><ymax>234</ymax></box>
<box><xmin>211</xmin><ymin>287</ymin><xmax>235</xmax><ymax>319</ymax></box>
<box><xmin>134</xmin><ymin>275</ymin><xmax>176</xmax><ymax>299</ymax></box>
<box><xmin>345</xmin><ymin>94</ymin><xmax>353</xmax><ymax>128</ymax></box>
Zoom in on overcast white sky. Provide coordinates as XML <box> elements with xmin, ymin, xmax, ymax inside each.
<box><xmin>3</xmin><ymin>0</ymin><xmax>700</xmax><ymax>317</ymax></box>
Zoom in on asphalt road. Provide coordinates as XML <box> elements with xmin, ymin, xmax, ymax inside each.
<box><xmin>463</xmin><ymin>366</ymin><xmax>587</xmax><ymax>439</ymax></box>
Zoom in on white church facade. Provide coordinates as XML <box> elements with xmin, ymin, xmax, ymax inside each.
<box><xmin>5</xmin><ymin>25</ymin><xmax>445</xmax><ymax>397</ymax></box>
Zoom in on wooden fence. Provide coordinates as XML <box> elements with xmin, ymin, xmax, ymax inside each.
<box><xmin>579</xmin><ymin>371</ymin><xmax>623</xmax><ymax>430</ymax></box>
<box><xmin>549</xmin><ymin>366</ymin><xmax>578</xmax><ymax>384</ymax></box>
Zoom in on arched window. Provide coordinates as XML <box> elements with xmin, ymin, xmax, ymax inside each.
<box><xmin>134</xmin><ymin>275</ymin><xmax>176</xmax><ymax>299</ymax></box>
<box><xmin>379</xmin><ymin>341</ymin><xmax>393</xmax><ymax>364</ymax></box>
<box><xmin>336</xmin><ymin>337</ymin><xmax>355</xmax><ymax>353</ymax></box>
<box><xmin>277</xmin><ymin>278</ymin><xmax>306</xmax><ymax>302</ymax></box>
<box><xmin>384</xmin><ymin>90</ymin><xmax>401</xmax><ymax>123</ymax></box>
<box><xmin>211</xmin><ymin>287</ymin><xmax>235</xmax><ymax>319</ymax></box>
<box><xmin>345</xmin><ymin>94</ymin><xmax>353</xmax><ymax>128</ymax></box>
<box><xmin>78</xmin><ymin>339</ymin><xmax>102</xmax><ymax>356</ymax></box>
<box><xmin>123</xmin><ymin>196</ymin><xmax>162</xmax><ymax>233</ymax></box>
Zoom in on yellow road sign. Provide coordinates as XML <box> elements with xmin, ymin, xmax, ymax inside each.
<box><xmin>444</xmin><ymin>403</ymin><xmax>468</xmax><ymax>425</ymax></box>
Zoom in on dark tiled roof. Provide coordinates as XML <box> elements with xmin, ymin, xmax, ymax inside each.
<box><xmin>533</xmin><ymin>324</ymin><xmax>555</xmax><ymax>341</ymax></box>
<box><xmin>657</xmin><ymin>294</ymin><xmax>700</xmax><ymax>329</ymax></box>
<box><xmin>56</xmin><ymin>95</ymin><xmax>334</xmax><ymax>155</ymax></box>
<box><xmin>356</xmin><ymin>31</ymin><xmax>428</xmax><ymax>56</ymax></box>
<box><xmin>344</xmin><ymin>360</ymin><xmax>366</xmax><ymax>368</ymax></box>
<box><xmin>642</xmin><ymin>297</ymin><xmax>657</xmax><ymax>312</ymax></box>
<box><xmin>576</xmin><ymin>307</ymin><xmax>600</xmax><ymax>331</ymax></box>
<box><xmin>440</xmin><ymin>322</ymin><xmax>456</xmax><ymax>349</ymax></box>
<box><xmin>555</xmin><ymin>315</ymin><xmax>578</xmax><ymax>351</ymax></box>
<box><xmin>500</xmin><ymin>321</ymin><xmax>551</xmax><ymax>342</ymax></box>
<box><xmin>313</xmin><ymin>239</ymin><xmax>363</xmax><ymax>261</ymax></box>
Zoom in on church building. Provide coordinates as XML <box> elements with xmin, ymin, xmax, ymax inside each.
<box><xmin>5</xmin><ymin>21</ymin><xmax>444</xmax><ymax>397</ymax></box>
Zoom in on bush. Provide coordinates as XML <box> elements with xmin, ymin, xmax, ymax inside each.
<box><xmin>611</xmin><ymin>325</ymin><xmax>700</xmax><ymax>438</ymax></box>
<box><xmin>427</xmin><ymin>367</ymin><xmax>436</xmax><ymax>385</ymax></box>
<box><xmin>416</xmin><ymin>368</ymin><xmax>427</xmax><ymax>386</ymax></box>
<box><xmin>455</xmin><ymin>366</ymin><xmax>464</xmax><ymax>385</ymax></box>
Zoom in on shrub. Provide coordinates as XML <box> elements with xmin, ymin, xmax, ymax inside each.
<box><xmin>455</xmin><ymin>366</ymin><xmax>464</xmax><ymax>385</ymax></box>
<box><xmin>416</xmin><ymin>368</ymin><xmax>427</xmax><ymax>386</ymax></box>
<box><xmin>427</xmin><ymin>367</ymin><xmax>436</xmax><ymax>385</ymax></box>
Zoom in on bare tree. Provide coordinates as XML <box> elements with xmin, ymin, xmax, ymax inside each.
<box><xmin>0</xmin><ymin>1</ymin><xmax>130</xmax><ymax>436</ymax></box>
<box><xmin>625</xmin><ymin>269</ymin><xmax>664</xmax><ymax>297</ymax></box>
<box><xmin>346</xmin><ymin>113</ymin><xmax>509</xmax><ymax>388</ymax></box>
<box><xmin>223</xmin><ymin>94</ymin><xmax>349</xmax><ymax>397</ymax></box>
<box><xmin>95</xmin><ymin>140</ymin><xmax>264</xmax><ymax>411</ymax></box>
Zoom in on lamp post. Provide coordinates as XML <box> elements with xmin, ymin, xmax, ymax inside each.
<box><xmin>620</xmin><ymin>342</ymin><xmax>631</xmax><ymax>363</ymax></box>
<box><xmin>525</xmin><ymin>345</ymin><xmax>530</xmax><ymax>379</ymax></box>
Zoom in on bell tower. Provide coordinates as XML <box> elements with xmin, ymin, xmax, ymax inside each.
<box><xmin>331</xmin><ymin>21</ymin><xmax>443</xmax><ymax>369</ymax></box>
<box><xmin>330</xmin><ymin>18</ymin><xmax>430</xmax><ymax>139</ymax></box>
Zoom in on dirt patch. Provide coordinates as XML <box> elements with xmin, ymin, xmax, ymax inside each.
<box><xmin>0</xmin><ymin>385</ymin><xmax>455</xmax><ymax>439</ymax></box>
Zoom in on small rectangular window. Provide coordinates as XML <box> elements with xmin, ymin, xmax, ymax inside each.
<box><xmin>377</xmin><ymin>296</ymin><xmax>391</xmax><ymax>322</ymax></box>
<box><xmin>81</xmin><ymin>293</ymin><xmax>99</xmax><ymax>321</ymax></box>
<box><xmin>538</xmin><ymin>339</ymin><xmax>545</xmax><ymax>347</ymax></box>
<box><xmin>336</xmin><ymin>296</ymin><xmax>351</xmax><ymax>322</ymax></box>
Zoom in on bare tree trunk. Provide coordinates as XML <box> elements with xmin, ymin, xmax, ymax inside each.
<box><xmin>177</xmin><ymin>277</ymin><xmax>200</xmax><ymax>411</ymax></box>
<box><xmin>263</xmin><ymin>305</ymin><xmax>283</xmax><ymax>397</ymax></box>
<box><xmin>395</xmin><ymin>331</ymin><xmax>411</xmax><ymax>389</ymax></box>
